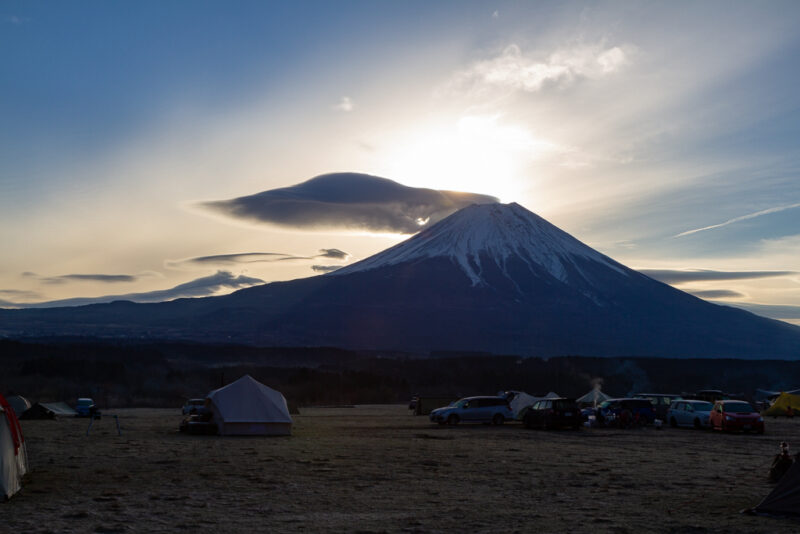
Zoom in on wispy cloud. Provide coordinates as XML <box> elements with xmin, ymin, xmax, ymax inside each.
<box><xmin>0</xmin><ymin>289</ymin><xmax>42</xmax><ymax>301</ymax></box>
<box><xmin>334</xmin><ymin>96</ymin><xmax>354</xmax><ymax>112</ymax></box>
<box><xmin>167</xmin><ymin>249</ymin><xmax>350</xmax><ymax>269</ymax></box>
<box><xmin>690</xmin><ymin>289</ymin><xmax>745</xmax><ymax>299</ymax></box>
<box><xmin>720</xmin><ymin>302</ymin><xmax>800</xmax><ymax>321</ymax></box>
<box><xmin>199</xmin><ymin>172</ymin><xmax>498</xmax><ymax>234</ymax></box>
<box><xmin>16</xmin><ymin>271</ymin><xmax>264</xmax><ymax>308</ymax></box>
<box><xmin>311</xmin><ymin>265</ymin><xmax>342</xmax><ymax>273</ymax></box>
<box><xmin>639</xmin><ymin>269</ymin><xmax>795</xmax><ymax>284</ymax></box>
<box><xmin>674</xmin><ymin>203</ymin><xmax>800</xmax><ymax>238</ymax></box>
<box><xmin>448</xmin><ymin>42</ymin><xmax>633</xmax><ymax>95</ymax></box>
<box><xmin>2</xmin><ymin>14</ymin><xmax>29</xmax><ymax>25</ymax></box>
<box><xmin>22</xmin><ymin>272</ymin><xmax>140</xmax><ymax>285</ymax></box>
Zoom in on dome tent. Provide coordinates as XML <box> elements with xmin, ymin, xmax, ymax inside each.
<box><xmin>207</xmin><ymin>375</ymin><xmax>292</xmax><ymax>436</ymax></box>
<box><xmin>748</xmin><ymin>460</ymin><xmax>800</xmax><ymax>518</ymax></box>
<box><xmin>6</xmin><ymin>396</ymin><xmax>31</xmax><ymax>418</ymax></box>
<box><xmin>762</xmin><ymin>392</ymin><xmax>800</xmax><ymax>417</ymax></box>
<box><xmin>1</xmin><ymin>393</ymin><xmax>28</xmax><ymax>500</ymax></box>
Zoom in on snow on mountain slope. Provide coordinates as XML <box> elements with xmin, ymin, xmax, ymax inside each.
<box><xmin>333</xmin><ymin>202</ymin><xmax>627</xmax><ymax>285</ymax></box>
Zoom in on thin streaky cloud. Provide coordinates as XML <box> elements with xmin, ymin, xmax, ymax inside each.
<box><xmin>168</xmin><ymin>249</ymin><xmax>351</xmax><ymax>268</ymax></box>
<box><xmin>689</xmin><ymin>289</ymin><xmax>745</xmax><ymax>299</ymax></box>
<box><xmin>17</xmin><ymin>271</ymin><xmax>264</xmax><ymax>308</ymax></box>
<box><xmin>639</xmin><ymin>269</ymin><xmax>795</xmax><ymax>284</ymax></box>
<box><xmin>718</xmin><ymin>302</ymin><xmax>800</xmax><ymax>321</ymax></box>
<box><xmin>674</xmin><ymin>203</ymin><xmax>800</xmax><ymax>238</ymax></box>
<box><xmin>0</xmin><ymin>289</ymin><xmax>41</xmax><ymax>300</ymax></box>
<box><xmin>311</xmin><ymin>265</ymin><xmax>342</xmax><ymax>273</ymax></box>
<box><xmin>23</xmin><ymin>273</ymin><xmax>140</xmax><ymax>285</ymax></box>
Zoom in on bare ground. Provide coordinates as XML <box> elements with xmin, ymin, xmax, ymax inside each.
<box><xmin>4</xmin><ymin>405</ymin><xmax>800</xmax><ymax>533</ymax></box>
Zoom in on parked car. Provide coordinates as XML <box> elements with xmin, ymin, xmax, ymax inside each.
<box><xmin>709</xmin><ymin>400</ymin><xmax>764</xmax><ymax>433</ymax></box>
<box><xmin>523</xmin><ymin>397</ymin><xmax>581</xmax><ymax>430</ymax></box>
<box><xmin>597</xmin><ymin>398</ymin><xmax>655</xmax><ymax>427</ymax></box>
<box><xmin>634</xmin><ymin>393</ymin><xmax>682</xmax><ymax>421</ymax></box>
<box><xmin>75</xmin><ymin>397</ymin><xmax>100</xmax><ymax>419</ymax></box>
<box><xmin>429</xmin><ymin>396</ymin><xmax>513</xmax><ymax>425</ymax></box>
<box><xmin>179</xmin><ymin>411</ymin><xmax>218</xmax><ymax>435</ymax></box>
<box><xmin>666</xmin><ymin>399</ymin><xmax>713</xmax><ymax>429</ymax></box>
<box><xmin>692</xmin><ymin>390</ymin><xmax>731</xmax><ymax>403</ymax></box>
<box><xmin>182</xmin><ymin>398</ymin><xmax>206</xmax><ymax>415</ymax></box>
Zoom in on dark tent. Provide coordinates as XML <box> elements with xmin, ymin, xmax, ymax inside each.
<box><xmin>6</xmin><ymin>396</ymin><xmax>31</xmax><ymax>418</ymax></box>
<box><xmin>21</xmin><ymin>402</ymin><xmax>78</xmax><ymax>420</ymax></box>
<box><xmin>752</xmin><ymin>460</ymin><xmax>800</xmax><ymax>517</ymax></box>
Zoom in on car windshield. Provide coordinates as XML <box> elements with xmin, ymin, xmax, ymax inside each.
<box><xmin>724</xmin><ymin>402</ymin><xmax>755</xmax><ymax>413</ymax></box>
<box><xmin>692</xmin><ymin>402</ymin><xmax>713</xmax><ymax>411</ymax></box>
<box><xmin>454</xmin><ymin>399</ymin><xmax>470</xmax><ymax>408</ymax></box>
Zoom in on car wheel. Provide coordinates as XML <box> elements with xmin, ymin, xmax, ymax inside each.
<box><xmin>670</xmin><ymin>417</ymin><xmax>678</xmax><ymax>428</ymax></box>
<box><xmin>693</xmin><ymin>418</ymin><xmax>702</xmax><ymax>430</ymax></box>
<box><xmin>492</xmin><ymin>414</ymin><xmax>504</xmax><ymax>425</ymax></box>
<box><xmin>523</xmin><ymin>415</ymin><xmax>533</xmax><ymax>429</ymax></box>
<box><xmin>447</xmin><ymin>414</ymin><xmax>459</xmax><ymax>426</ymax></box>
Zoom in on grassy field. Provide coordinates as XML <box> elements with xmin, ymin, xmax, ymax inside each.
<box><xmin>4</xmin><ymin>405</ymin><xmax>800</xmax><ymax>533</ymax></box>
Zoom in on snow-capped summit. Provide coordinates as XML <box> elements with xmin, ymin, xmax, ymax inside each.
<box><xmin>334</xmin><ymin>202</ymin><xmax>625</xmax><ymax>285</ymax></box>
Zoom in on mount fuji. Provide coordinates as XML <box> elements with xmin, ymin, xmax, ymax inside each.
<box><xmin>3</xmin><ymin>202</ymin><xmax>800</xmax><ymax>358</ymax></box>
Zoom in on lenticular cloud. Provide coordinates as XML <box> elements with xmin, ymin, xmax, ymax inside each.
<box><xmin>200</xmin><ymin>172</ymin><xmax>498</xmax><ymax>234</ymax></box>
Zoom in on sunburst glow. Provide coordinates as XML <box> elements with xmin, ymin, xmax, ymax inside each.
<box><xmin>376</xmin><ymin>115</ymin><xmax>560</xmax><ymax>203</ymax></box>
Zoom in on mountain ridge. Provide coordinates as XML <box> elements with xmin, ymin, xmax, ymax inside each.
<box><xmin>2</xmin><ymin>202</ymin><xmax>800</xmax><ymax>359</ymax></box>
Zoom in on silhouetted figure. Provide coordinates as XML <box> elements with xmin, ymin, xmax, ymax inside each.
<box><xmin>769</xmin><ymin>442</ymin><xmax>793</xmax><ymax>483</ymax></box>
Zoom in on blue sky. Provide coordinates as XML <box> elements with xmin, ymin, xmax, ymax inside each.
<box><xmin>1</xmin><ymin>1</ymin><xmax>800</xmax><ymax>324</ymax></box>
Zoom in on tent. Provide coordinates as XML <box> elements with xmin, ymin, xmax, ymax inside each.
<box><xmin>762</xmin><ymin>392</ymin><xmax>800</xmax><ymax>417</ymax></box>
<box><xmin>22</xmin><ymin>402</ymin><xmax>78</xmax><ymax>420</ymax></box>
<box><xmin>1</xmin><ymin>393</ymin><xmax>28</xmax><ymax>500</ymax></box>
<box><xmin>508</xmin><ymin>392</ymin><xmax>539</xmax><ymax>420</ymax></box>
<box><xmin>750</xmin><ymin>460</ymin><xmax>800</xmax><ymax>517</ymax></box>
<box><xmin>6</xmin><ymin>396</ymin><xmax>31</xmax><ymax>418</ymax></box>
<box><xmin>207</xmin><ymin>375</ymin><xmax>292</xmax><ymax>436</ymax></box>
<box><xmin>576</xmin><ymin>388</ymin><xmax>611</xmax><ymax>407</ymax></box>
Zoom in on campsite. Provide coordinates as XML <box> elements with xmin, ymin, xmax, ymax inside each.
<box><xmin>3</xmin><ymin>404</ymin><xmax>800</xmax><ymax>533</ymax></box>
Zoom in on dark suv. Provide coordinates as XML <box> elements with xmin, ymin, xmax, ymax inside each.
<box><xmin>523</xmin><ymin>398</ymin><xmax>581</xmax><ymax>430</ymax></box>
<box><xmin>633</xmin><ymin>393</ymin><xmax>682</xmax><ymax>421</ymax></box>
<box><xmin>597</xmin><ymin>398</ymin><xmax>656</xmax><ymax>427</ymax></box>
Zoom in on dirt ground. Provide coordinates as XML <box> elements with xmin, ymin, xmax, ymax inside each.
<box><xmin>4</xmin><ymin>405</ymin><xmax>800</xmax><ymax>533</ymax></box>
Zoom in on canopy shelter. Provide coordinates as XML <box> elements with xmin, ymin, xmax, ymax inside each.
<box><xmin>750</xmin><ymin>460</ymin><xmax>800</xmax><ymax>517</ymax></box>
<box><xmin>1</xmin><ymin>393</ymin><xmax>28</xmax><ymax>500</ymax></box>
<box><xmin>207</xmin><ymin>375</ymin><xmax>293</xmax><ymax>436</ymax></box>
<box><xmin>576</xmin><ymin>388</ymin><xmax>611</xmax><ymax>407</ymax></box>
<box><xmin>762</xmin><ymin>392</ymin><xmax>800</xmax><ymax>417</ymax></box>
<box><xmin>22</xmin><ymin>402</ymin><xmax>78</xmax><ymax>420</ymax></box>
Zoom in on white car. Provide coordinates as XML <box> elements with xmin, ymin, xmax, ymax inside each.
<box><xmin>429</xmin><ymin>396</ymin><xmax>513</xmax><ymax>425</ymax></box>
<box><xmin>666</xmin><ymin>399</ymin><xmax>714</xmax><ymax>429</ymax></box>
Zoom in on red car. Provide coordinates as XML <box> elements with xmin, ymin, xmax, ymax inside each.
<box><xmin>709</xmin><ymin>400</ymin><xmax>764</xmax><ymax>433</ymax></box>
